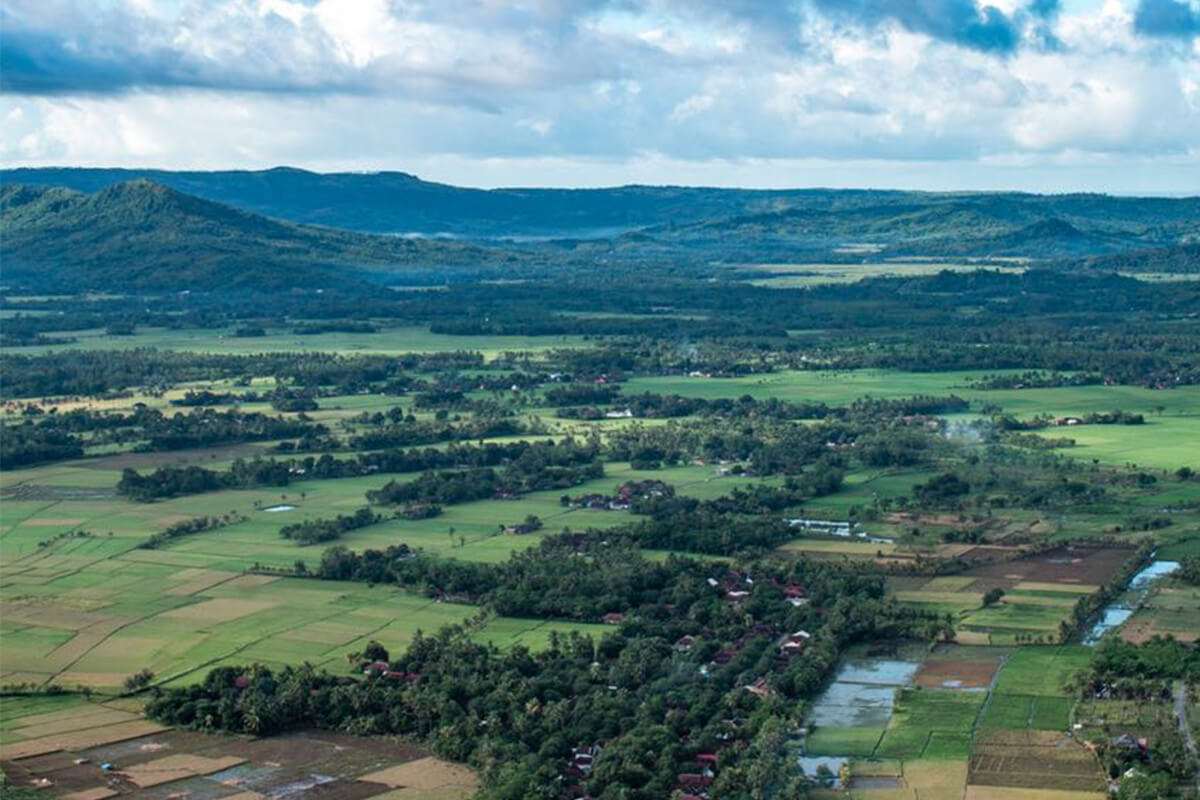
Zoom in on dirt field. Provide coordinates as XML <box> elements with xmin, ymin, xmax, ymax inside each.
<box><xmin>914</xmin><ymin>658</ymin><xmax>1000</xmax><ymax>689</ymax></box>
<box><xmin>1</xmin><ymin>726</ymin><xmax>458</xmax><ymax>800</ymax></box>
<box><xmin>964</xmin><ymin>546</ymin><xmax>1135</xmax><ymax>585</ymax></box>
<box><xmin>361</xmin><ymin>757</ymin><xmax>480</xmax><ymax>796</ymax></box>
<box><xmin>964</xmin><ymin>786</ymin><xmax>1105</xmax><ymax>800</ymax></box>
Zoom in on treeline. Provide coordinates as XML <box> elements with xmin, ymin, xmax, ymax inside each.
<box><xmin>0</xmin><ymin>348</ymin><xmax>484</xmax><ymax>399</ymax></box>
<box><xmin>116</xmin><ymin>439</ymin><xmax>601</xmax><ymax>501</ymax></box>
<box><xmin>280</xmin><ymin>508</ymin><xmax>383</xmax><ymax>545</ymax></box>
<box><xmin>0</xmin><ymin>424</ymin><xmax>84</xmax><ymax>469</ymax></box>
<box><xmin>1</xmin><ymin>407</ymin><xmax>315</xmax><ymax>467</ymax></box>
<box><xmin>345</xmin><ymin>417</ymin><xmax>525</xmax><ymax>451</ymax></box>
<box><xmin>367</xmin><ymin>441</ymin><xmax>603</xmax><ymax>506</ymax></box>
<box><xmin>139</xmin><ymin>513</ymin><xmax>248</xmax><ymax>549</ymax></box>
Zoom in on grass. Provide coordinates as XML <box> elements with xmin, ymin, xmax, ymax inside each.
<box><xmin>873</xmin><ymin>688</ymin><xmax>985</xmax><ymax>760</ymax></box>
<box><xmin>991</xmin><ymin>646</ymin><xmax>1092</xmax><ymax>698</ymax></box>
<box><xmin>24</xmin><ymin>324</ymin><xmax>594</xmax><ymax>358</ymax></box>
<box><xmin>732</xmin><ymin>262</ymin><xmax>1023</xmax><ymax>288</ymax></box>
<box><xmin>804</xmin><ymin>725</ymin><xmax>885</xmax><ymax>757</ymax></box>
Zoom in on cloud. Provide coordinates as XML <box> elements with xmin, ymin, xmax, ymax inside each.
<box><xmin>1133</xmin><ymin>0</ymin><xmax>1200</xmax><ymax>36</ymax></box>
<box><xmin>807</xmin><ymin>0</ymin><xmax>1022</xmax><ymax>53</ymax></box>
<box><xmin>0</xmin><ymin>0</ymin><xmax>1198</xmax><ymax>189</ymax></box>
<box><xmin>0</xmin><ymin>0</ymin><xmax>1093</xmax><ymax>101</ymax></box>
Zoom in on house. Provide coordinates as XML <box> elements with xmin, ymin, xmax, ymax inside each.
<box><xmin>674</xmin><ymin>635</ymin><xmax>697</xmax><ymax>652</ymax></box>
<box><xmin>678</xmin><ymin>773</ymin><xmax>713</xmax><ymax>789</ymax></box>
<box><xmin>601</xmin><ymin>612</ymin><xmax>626</xmax><ymax>625</ymax></box>
<box><xmin>695</xmin><ymin>753</ymin><xmax>719</xmax><ymax>770</ymax></box>
<box><xmin>745</xmin><ymin>678</ymin><xmax>772</xmax><ymax>697</ymax></box>
<box><xmin>1111</xmin><ymin>734</ymin><xmax>1148</xmax><ymax>754</ymax></box>
<box><xmin>1056</xmin><ymin>417</ymin><xmax>1084</xmax><ymax>426</ymax></box>
<box><xmin>362</xmin><ymin>660</ymin><xmax>390</xmax><ymax>674</ymax></box>
<box><xmin>778</xmin><ymin>630</ymin><xmax>811</xmax><ymax>656</ymax></box>
<box><xmin>723</xmin><ymin>590</ymin><xmax>750</xmax><ymax>602</ymax></box>
<box><xmin>604</xmin><ymin>408</ymin><xmax>634</xmax><ymax>419</ymax></box>
<box><xmin>710</xmin><ymin>648</ymin><xmax>736</xmax><ymax>665</ymax></box>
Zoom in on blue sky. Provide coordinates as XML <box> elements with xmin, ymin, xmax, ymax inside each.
<box><xmin>1</xmin><ymin>0</ymin><xmax>1198</xmax><ymax>192</ymax></box>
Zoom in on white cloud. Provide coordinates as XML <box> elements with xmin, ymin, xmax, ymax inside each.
<box><xmin>0</xmin><ymin>0</ymin><xmax>1197</xmax><ymax>191</ymax></box>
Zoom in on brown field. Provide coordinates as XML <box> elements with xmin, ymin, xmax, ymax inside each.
<box><xmin>837</xmin><ymin>760</ymin><xmax>967</xmax><ymax>800</ymax></box>
<box><xmin>0</xmin><ymin>720</ymin><xmax>168</xmax><ymax>760</ymax></box>
<box><xmin>915</xmin><ymin>658</ymin><xmax>1000</xmax><ymax>689</ymax></box>
<box><xmin>6</xmin><ymin>707</ymin><xmax>140</xmax><ymax>741</ymax></box>
<box><xmin>964</xmin><ymin>786</ymin><xmax>1105</xmax><ymax>800</ymax></box>
<box><xmin>361</xmin><ymin>757</ymin><xmax>480</xmax><ymax>795</ymax></box>
<box><xmin>964</xmin><ymin>545</ymin><xmax>1134</xmax><ymax>585</ymax></box>
<box><xmin>159</xmin><ymin>597</ymin><xmax>275</xmax><ymax>622</ymax></box>
<box><xmin>968</xmin><ymin>730</ymin><xmax>1104</xmax><ymax>793</ymax></box>
<box><xmin>61</xmin><ymin>788</ymin><xmax>120</xmax><ymax>800</ymax></box>
<box><xmin>2</xmin><ymin>726</ymin><xmax>457</xmax><ymax>799</ymax></box>
<box><xmin>124</xmin><ymin>753</ymin><xmax>246</xmax><ymax>787</ymax></box>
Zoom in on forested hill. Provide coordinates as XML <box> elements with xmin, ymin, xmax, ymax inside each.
<box><xmin>0</xmin><ymin>180</ymin><xmax>522</xmax><ymax>292</ymax></box>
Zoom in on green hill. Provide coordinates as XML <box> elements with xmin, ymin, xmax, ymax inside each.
<box><xmin>0</xmin><ymin>180</ymin><xmax>515</xmax><ymax>291</ymax></box>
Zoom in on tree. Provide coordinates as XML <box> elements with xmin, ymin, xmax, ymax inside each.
<box><xmin>124</xmin><ymin>668</ymin><xmax>155</xmax><ymax>692</ymax></box>
<box><xmin>982</xmin><ymin>588</ymin><xmax>1005</xmax><ymax>607</ymax></box>
<box><xmin>362</xmin><ymin>640</ymin><xmax>389</xmax><ymax>663</ymax></box>
<box><xmin>1177</xmin><ymin>554</ymin><xmax>1200</xmax><ymax>586</ymax></box>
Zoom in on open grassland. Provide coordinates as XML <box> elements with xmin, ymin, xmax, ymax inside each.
<box><xmin>732</xmin><ymin>262</ymin><xmax>1024</xmax><ymax>288</ymax></box>
<box><xmin>1</xmin><ymin>458</ymin><xmax>772</xmax><ymax>570</ymax></box>
<box><xmin>20</xmin><ymin>324</ymin><xmax>594</xmax><ymax>358</ymax></box>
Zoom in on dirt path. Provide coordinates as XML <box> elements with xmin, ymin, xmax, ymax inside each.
<box><xmin>1175</xmin><ymin>681</ymin><xmax>1200</xmax><ymax>790</ymax></box>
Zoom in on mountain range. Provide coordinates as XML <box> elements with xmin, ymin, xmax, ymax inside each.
<box><xmin>1</xmin><ymin>169</ymin><xmax>1197</xmax><ymax>293</ymax></box>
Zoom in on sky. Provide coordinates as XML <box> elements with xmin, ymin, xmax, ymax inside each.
<box><xmin>1</xmin><ymin>0</ymin><xmax>1198</xmax><ymax>193</ymax></box>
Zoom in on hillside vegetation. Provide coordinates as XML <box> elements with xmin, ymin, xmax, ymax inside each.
<box><xmin>0</xmin><ymin>180</ymin><xmax>518</xmax><ymax>291</ymax></box>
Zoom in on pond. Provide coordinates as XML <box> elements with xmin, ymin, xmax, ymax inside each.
<box><xmin>798</xmin><ymin>646</ymin><xmax>924</xmax><ymax>784</ymax></box>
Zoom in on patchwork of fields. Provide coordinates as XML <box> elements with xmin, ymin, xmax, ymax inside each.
<box><xmin>0</xmin><ymin>697</ymin><xmax>474</xmax><ymax>800</ymax></box>
<box><xmin>2</xmin><ymin>358</ymin><xmax>1197</xmax><ymax>798</ymax></box>
<box><xmin>806</xmin><ymin>644</ymin><xmax>1106</xmax><ymax>800</ymax></box>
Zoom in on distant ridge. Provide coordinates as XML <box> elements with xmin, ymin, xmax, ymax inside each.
<box><xmin>5</xmin><ymin>168</ymin><xmax>1197</xmax><ymax>245</ymax></box>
